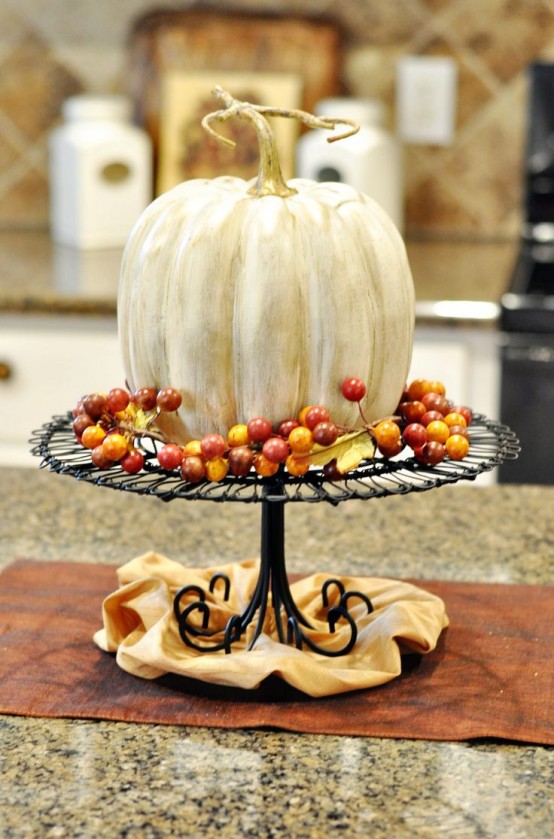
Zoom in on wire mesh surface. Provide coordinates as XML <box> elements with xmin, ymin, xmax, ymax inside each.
<box><xmin>30</xmin><ymin>412</ymin><xmax>520</xmax><ymax>506</ymax></box>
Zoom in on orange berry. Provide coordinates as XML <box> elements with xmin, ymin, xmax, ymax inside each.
<box><xmin>205</xmin><ymin>457</ymin><xmax>229</xmax><ymax>482</ymax></box>
<box><xmin>373</xmin><ymin>420</ymin><xmax>401</xmax><ymax>449</ymax></box>
<box><xmin>227</xmin><ymin>424</ymin><xmax>250</xmax><ymax>447</ymax></box>
<box><xmin>425</xmin><ymin>420</ymin><xmax>450</xmax><ymax>444</ymax></box>
<box><xmin>298</xmin><ymin>406</ymin><xmax>313</xmax><ymax>426</ymax></box>
<box><xmin>286</xmin><ymin>454</ymin><xmax>309</xmax><ymax>476</ymax></box>
<box><xmin>81</xmin><ymin>424</ymin><xmax>106</xmax><ymax>449</ymax></box>
<box><xmin>407</xmin><ymin>378</ymin><xmax>433</xmax><ymax>401</ymax></box>
<box><xmin>288</xmin><ymin>426</ymin><xmax>314</xmax><ymax>453</ymax></box>
<box><xmin>445</xmin><ymin>434</ymin><xmax>470</xmax><ymax>460</ymax></box>
<box><xmin>183</xmin><ymin>439</ymin><xmax>203</xmax><ymax>457</ymax></box>
<box><xmin>429</xmin><ymin>380</ymin><xmax>446</xmax><ymax>397</ymax></box>
<box><xmin>253</xmin><ymin>453</ymin><xmax>280</xmax><ymax>477</ymax></box>
<box><xmin>102</xmin><ymin>432</ymin><xmax>129</xmax><ymax>461</ymax></box>
<box><xmin>444</xmin><ymin>412</ymin><xmax>467</xmax><ymax>429</ymax></box>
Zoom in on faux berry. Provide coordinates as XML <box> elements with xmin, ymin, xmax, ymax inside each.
<box><xmin>181</xmin><ymin>456</ymin><xmax>206</xmax><ymax>483</ymax></box>
<box><xmin>157</xmin><ymin>443</ymin><xmax>184</xmax><ymax>470</ymax></box>
<box><xmin>120</xmin><ymin>449</ymin><xmax>145</xmax><ymax>474</ymax></box>
<box><xmin>304</xmin><ymin>406</ymin><xmax>330</xmax><ymax>430</ymax></box>
<box><xmin>133</xmin><ymin>387</ymin><xmax>158</xmax><ymax>411</ymax></box>
<box><xmin>341</xmin><ymin>377</ymin><xmax>367</xmax><ymax>402</ymax></box>
<box><xmin>285</xmin><ymin>454</ymin><xmax>309</xmax><ymax>477</ymax></box>
<box><xmin>323</xmin><ymin>459</ymin><xmax>344</xmax><ymax>481</ymax></box>
<box><xmin>205</xmin><ymin>457</ymin><xmax>229</xmax><ymax>482</ymax></box>
<box><xmin>106</xmin><ymin>387</ymin><xmax>130</xmax><ymax>413</ymax></box>
<box><xmin>277</xmin><ymin>419</ymin><xmax>299</xmax><ymax>439</ymax></box>
<box><xmin>83</xmin><ymin>393</ymin><xmax>106</xmax><ymax>420</ymax></box>
<box><xmin>262</xmin><ymin>436</ymin><xmax>290</xmax><ymax>464</ymax></box>
<box><xmin>421</xmin><ymin>392</ymin><xmax>449</xmax><ymax>416</ymax></box>
<box><xmin>228</xmin><ymin>446</ymin><xmax>255</xmax><ymax>477</ymax></box>
<box><xmin>445</xmin><ymin>434</ymin><xmax>470</xmax><ymax>460</ymax></box>
<box><xmin>102</xmin><ymin>433</ymin><xmax>129</xmax><ymax>461</ymax></box>
<box><xmin>247</xmin><ymin>417</ymin><xmax>273</xmax><ymax>443</ymax></box>
<box><xmin>156</xmin><ymin>387</ymin><xmax>182</xmax><ymax>412</ymax></box>
<box><xmin>227</xmin><ymin>424</ymin><xmax>250</xmax><ymax>447</ymax></box>
<box><xmin>288</xmin><ymin>426</ymin><xmax>314</xmax><ymax>453</ymax></box>
<box><xmin>312</xmin><ymin>421</ymin><xmax>339</xmax><ymax>446</ymax></box>
<box><xmin>200</xmin><ymin>433</ymin><xmax>227</xmax><ymax>459</ymax></box>
<box><xmin>415</xmin><ymin>441</ymin><xmax>445</xmax><ymax>466</ymax></box>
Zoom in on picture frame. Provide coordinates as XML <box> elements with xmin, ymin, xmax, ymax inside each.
<box><xmin>156</xmin><ymin>70</ymin><xmax>303</xmax><ymax>195</ymax></box>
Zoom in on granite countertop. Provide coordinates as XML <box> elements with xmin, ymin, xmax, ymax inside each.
<box><xmin>0</xmin><ymin>231</ymin><xmax>517</xmax><ymax>326</ymax></box>
<box><xmin>1</xmin><ymin>466</ymin><xmax>552</xmax><ymax>837</ymax></box>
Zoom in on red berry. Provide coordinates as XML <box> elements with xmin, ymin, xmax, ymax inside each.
<box><xmin>83</xmin><ymin>393</ymin><xmax>106</xmax><ymax>420</ymax></box>
<box><xmin>134</xmin><ymin>387</ymin><xmax>157</xmax><ymax>411</ymax></box>
<box><xmin>200</xmin><ymin>433</ymin><xmax>227</xmax><ymax>459</ymax></box>
<box><xmin>304</xmin><ymin>406</ymin><xmax>330</xmax><ymax>430</ymax></box>
<box><xmin>228</xmin><ymin>446</ymin><xmax>255</xmax><ymax>477</ymax></box>
<box><xmin>378</xmin><ymin>438</ymin><xmax>405</xmax><ymax>459</ymax></box>
<box><xmin>341</xmin><ymin>377</ymin><xmax>367</xmax><ymax>402</ymax></box>
<box><xmin>120</xmin><ymin>449</ymin><xmax>145</xmax><ymax>474</ymax></box>
<box><xmin>247</xmin><ymin>417</ymin><xmax>273</xmax><ymax>443</ymax></box>
<box><xmin>312</xmin><ymin>421</ymin><xmax>339</xmax><ymax>446</ymax></box>
<box><xmin>73</xmin><ymin>413</ymin><xmax>94</xmax><ymax>439</ymax></box>
<box><xmin>157</xmin><ymin>443</ymin><xmax>184</xmax><ymax>470</ymax></box>
<box><xmin>106</xmin><ymin>387</ymin><xmax>130</xmax><ymax>413</ymax></box>
<box><xmin>448</xmin><ymin>424</ymin><xmax>469</xmax><ymax>440</ymax></box>
<box><xmin>262</xmin><ymin>436</ymin><xmax>290</xmax><ymax>464</ymax></box>
<box><xmin>421</xmin><ymin>392</ymin><xmax>449</xmax><ymax>416</ymax></box>
<box><xmin>91</xmin><ymin>444</ymin><xmax>114</xmax><ymax>469</ymax></box>
<box><xmin>277</xmin><ymin>419</ymin><xmax>299</xmax><ymax>438</ymax></box>
<box><xmin>415</xmin><ymin>441</ymin><xmax>445</xmax><ymax>466</ymax></box>
<box><xmin>323</xmin><ymin>459</ymin><xmax>344</xmax><ymax>481</ymax></box>
<box><xmin>156</xmin><ymin>387</ymin><xmax>182</xmax><ymax>412</ymax></box>
<box><xmin>401</xmin><ymin>401</ymin><xmax>426</xmax><ymax>424</ymax></box>
<box><xmin>181</xmin><ymin>456</ymin><xmax>206</xmax><ymax>483</ymax></box>
<box><xmin>403</xmin><ymin>423</ymin><xmax>427</xmax><ymax>449</ymax></box>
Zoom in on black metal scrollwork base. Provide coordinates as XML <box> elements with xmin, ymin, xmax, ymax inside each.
<box><xmin>173</xmin><ymin>491</ymin><xmax>373</xmax><ymax>656</ymax></box>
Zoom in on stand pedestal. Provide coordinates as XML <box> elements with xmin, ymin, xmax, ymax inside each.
<box><xmin>174</xmin><ymin>486</ymin><xmax>372</xmax><ymax>655</ymax></box>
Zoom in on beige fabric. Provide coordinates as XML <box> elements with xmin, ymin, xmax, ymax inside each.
<box><xmin>94</xmin><ymin>551</ymin><xmax>449</xmax><ymax>697</ymax></box>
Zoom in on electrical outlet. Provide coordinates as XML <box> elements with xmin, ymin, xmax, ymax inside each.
<box><xmin>396</xmin><ymin>56</ymin><xmax>458</xmax><ymax>145</ymax></box>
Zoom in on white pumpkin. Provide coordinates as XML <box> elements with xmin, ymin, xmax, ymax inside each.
<box><xmin>118</xmin><ymin>89</ymin><xmax>415</xmax><ymax>444</ymax></box>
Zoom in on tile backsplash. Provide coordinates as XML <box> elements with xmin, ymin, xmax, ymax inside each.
<box><xmin>2</xmin><ymin>0</ymin><xmax>554</xmax><ymax>239</ymax></box>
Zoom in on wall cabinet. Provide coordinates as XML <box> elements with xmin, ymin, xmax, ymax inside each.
<box><xmin>0</xmin><ymin>315</ymin><xmax>122</xmax><ymax>467</ymax></box>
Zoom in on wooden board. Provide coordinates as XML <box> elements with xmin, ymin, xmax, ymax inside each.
<box><xmin>126</xmin><ymin>10</ymin><xmax>342</xmax><ymax>187</ymax></box>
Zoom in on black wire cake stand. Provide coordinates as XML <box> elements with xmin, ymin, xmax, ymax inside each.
<box><xmin>31</xmin><ymin>412</ymin><xmax>519</xmax><ymax>658</ymax></box>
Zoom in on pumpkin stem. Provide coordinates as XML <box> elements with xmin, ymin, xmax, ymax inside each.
<box><xmin>202</xmin><ymin>87</ymin><xmax>360</xmax><ymax>199</ymax></box>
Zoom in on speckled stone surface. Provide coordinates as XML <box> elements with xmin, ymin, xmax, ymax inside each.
<box><xmin>0</xmin><ymin>467</ymin><xmax>553</xmax><ymax>837</ymax></box>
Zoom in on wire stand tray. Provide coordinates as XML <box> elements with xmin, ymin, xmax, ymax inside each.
<box><xmin>31</xmin><ymin>412</ymin><xmax>519</xmax><ymax>658</ymax></box>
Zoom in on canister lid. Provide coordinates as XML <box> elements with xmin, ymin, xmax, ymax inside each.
<box><xmin>62</xmin><ymin>95</ymin><xmax>133</xmax><ymax>123</ymax></box>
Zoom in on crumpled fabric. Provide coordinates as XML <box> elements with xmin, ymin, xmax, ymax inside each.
<box><xmin>94</xmin><ymin>551</ymin><xmax>449</xmax><ymax>697</ymax></box>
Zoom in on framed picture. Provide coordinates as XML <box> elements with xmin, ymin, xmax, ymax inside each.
<box><xmin>157</xmin><ymin>71</ymin><xmax>303</xmax><ymax>195</ymax></box>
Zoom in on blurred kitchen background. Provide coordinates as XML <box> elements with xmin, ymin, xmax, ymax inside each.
<box><xmin>1</xmin><ymin>0</ymin><xmax>554</xmax><ymax>483</ymax></box>
<box><xmin>0</xmin><ymin>0</ymin><xmax>549</xmax><ymax>237</ymax></box>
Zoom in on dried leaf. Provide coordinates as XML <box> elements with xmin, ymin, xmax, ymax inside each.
<box><xmin>292</xmin><ymin>429</ymin><xmax>375</xmax><ymax>473</ymax></box>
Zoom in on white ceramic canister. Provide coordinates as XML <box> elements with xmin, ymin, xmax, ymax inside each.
<box><xmin>296</xmin><ymin>98</ymin><xmax>404</xmax><ymax>233</ymax></box>
<box><xmin>49</xmin><ymin>95</ymin><xmax>152</xmax><ymax>249</ymax></box>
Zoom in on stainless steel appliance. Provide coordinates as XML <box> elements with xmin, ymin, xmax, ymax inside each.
<box><xmin>499</xmin><ymin>62</ymin><xmax>554</xmax><ymax>484</ymax></box>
